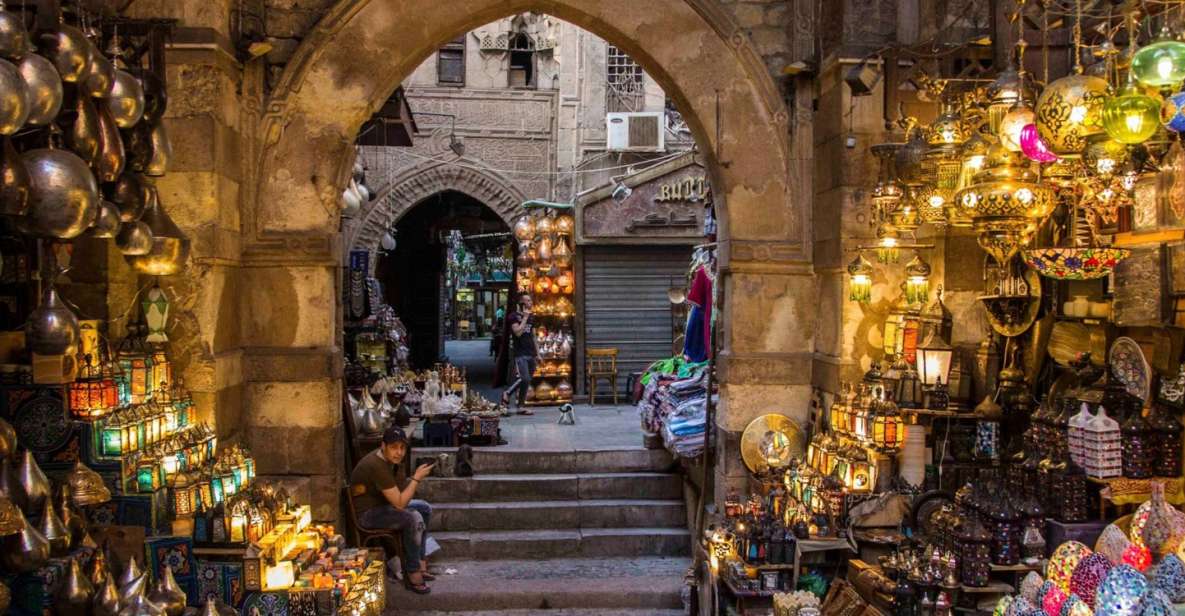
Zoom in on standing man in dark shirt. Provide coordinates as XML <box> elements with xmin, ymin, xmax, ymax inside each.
<box><xmin>500</xmin><ymin>294</ymin><xmax>538</xmax><ymax>415</ymax></box>
<box><xmin>349</xmin><ymin>426</ymin><xmax>436</xmax><ymax>594</ymax></box>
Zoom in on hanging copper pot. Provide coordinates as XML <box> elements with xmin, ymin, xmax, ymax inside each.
<box><xmin>0</xmin><ymin>57</ymin><xmax>27</xmax><ymax>134</ymax></box>
<box><xmin>26</xmin><ymin>276</ymin><xmax>79</xmax><ymax>355</ymax></box>
<box><xmin>24</xmin><ymin>142</ymin><xmax>100</xmax><ymax>239</ymax></box>
<box><xmin>0</xmin><ymin>508</ymin><xmax>48</xmax><ymax>572</ymax></box>
<box><xmin>513</xmin><ymin>215</ymin><xmax>535</xmax><ymax>241</ymax></box>
<box><xmin>126</xmin><ymin>186</ymin><xmax>189</xmax><ymax>275</ymax></box>
<box><xmin>553</xmin><ymin>236</ymin><xmax>572</xmax><ymax>268</ymax></box>
<box><xmin>555</xmin><ymin>214</ymin><xmax>574</xmax><ymax>235</ymax></box>
<box><xmin>37</xmin><ymin>494</ymin><xmax>68</xmax><ymax>555</ymax></box>
<box><xmin>17</xmin><ymin>449</ymin><xmax>50</xmax><ymax>511</ymax></box>
<box><xmin>19</xmin><ymin>53</ymin><xmax>62</xmax><ymax>126</ymax></box>
<box><xmin>93</xmin><ymin>573</ymin><xmax>119</xmax><ymax>616</ymax></box>
<box><xmin>0</xmin><ymin>416</ymin><xmax>12</xmax><ymax>458</ymax></box>
<box><xmin>0</xmin><ymin>456</ymin><xmax>23</xmax><ymax>510</ymax></box>
<box><xmin>147</xmin><ymin>566</ymin><xmax>186</xmax><ymax>616</ymax></box>
<box><xmin>57</xmin><ymin>557</ymin><xmax>95</xmax><ymax>615</ymax></box>
<box><xmin>118</xmin><ymin>557</ymin><xmax>143</xmax><ymax>591</ymax></box>
<box><xmin>0</xmin><ymin>135</ymin><xmax>29</xmax><ymax>216</ymax></box>
<box><xmin>537</xmin><ymin>235</ymin><xmax>553</xmax><ymax>261</ymax></box>
<box><xmin>116</xmin><ymin>220</ymin><xmax>152</xmax><ymax>255</ymax></box>
<box><xmin>138</xmin><ymin>70</ymin><xmax>166</xmax><ymax>125</ymax></box>
<box><xmin>109</xmin><ymin>172</ymin><xmax>146</xmax><ymax>221</ymax></box>
<box><xmin>95</xmin><ymin>104</ymin><xmax>125</xmax><ymax>182</ymax></box>
<box><xmin>144</xmin><ymin>121</ymin><xmax>170</xmax><ymax>176</ymax></box>
<box><xmin>536</xmin><ymin>215</ymin><xmax>554</xmax><ymax>236</ymax></box>
<box><xmin>44</xmin><ymin>24</ymin><xmax>91</xmax><ymax>83</ymax></box>
<box><xmin>106</xmin><ymin>68</ymin><xmax>144</xmax><ymax>128</ymax></box>
<box><xmin>90</xmin><ymin>200</ymin><xmax>120</xmax><ymax>238</ymax></box>
<box><xmin>83</xmin><ymin>46</ymin><xmax>114</xmax><ymax>98</ymax></box>
<box><xmin>65</xmin><ymin>91</ymin><xmax>102</xmax><ymax>166</ymax></box>
<box><xmin>0</xmin><ymin>4</ymin><xmax>29</xmax><ymax>60</ymax></box>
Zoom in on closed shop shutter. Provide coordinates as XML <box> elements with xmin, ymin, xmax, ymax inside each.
<box><xmin>581</xmin><ymin>245</ymin><xmax>692</xmax><ymax>396</ymax></box>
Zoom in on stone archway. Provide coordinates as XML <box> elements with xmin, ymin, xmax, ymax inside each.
<box><xmin>240</xmin><ymin>0</ymin><xmax>817</xmax><ymax>516</ymax></box>
<box><xmin>346</xmin><ymin>161</ymin><xmax>525</xmax><ymax>254</ymax></box>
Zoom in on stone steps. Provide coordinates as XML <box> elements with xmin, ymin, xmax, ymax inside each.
<box><xmin>431</xmin><ymin>528</ymin><xmax>691</xmax><ymax>560</ymax></box>
<box><xmin>386</xmin><ymin>557</ymin><xmax>688</xmax><ymax>612</ymax></box>
<box><xmin>415</xmin><ymin>447</ymin><xmax>675</xmax><ymax>475</ymax></box>
<box><xmin>430</xmin><ymin>499</ymin><xmax>686</xmax><ymax>532</ymax></box>
<box><xmin>417</xmin><ymin>473</ymin><xmax>682</xmax><ymax>503</ymax></box>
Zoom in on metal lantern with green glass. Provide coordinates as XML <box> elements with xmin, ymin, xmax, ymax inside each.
<box><xmin>100</xmin><ymin>418</ymin><xmax>123</xmax><ymax>457</ymax></box>
<box><xmin>874</xmin><ymin>224</ymin><xmax>900</xmax><ymax>264</ymax></box>
<box><xmin>1132</xmin><ymin>29</ymin><xmax>1185</xmax><ymax>89</ymax></box>
<box><xmin>916</xmin><ymin>330</ymin><xmax>954</xmax><ymax>389</ymax></box>
<box><xmin>904</xmin><ymin>253</ymin><xmax>931</xmax><ymax>304</ymax></box>
<box><xmin>847</xmin><ymin>253</ymin><xmax>873</xmax><ymax>303</ymax></box>
<box><xmin>141</xmin><ymin>285</ymin><xmax>170</xmax><ymax>344</ymax></box>
<box><xmin>1102</xmin><ymin>76</ymin><xmax>1162</xmax><ymax>144</ymax></box>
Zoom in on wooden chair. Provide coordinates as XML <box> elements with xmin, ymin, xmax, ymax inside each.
<box><xmin>343</xmin><ymin>484</ymin><xmax>403</xmax><ymax>565</ymax></box>
<box><xmin>586</xmin><ymin>347</ymin><xmax>619</xmax><ymax>405</ymax></box>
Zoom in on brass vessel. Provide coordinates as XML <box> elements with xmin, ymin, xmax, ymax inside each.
<box><xmin>88</xmin><ymin>548</ymin><xmax>109</xmax><ymax>586</ymax></box>
<box><xmin>68</xmin><ymin>459</ymin><xmax>112</xmax><ymax>506</ymax></box>
<box><xmin>119</xmin><ymin>594</ymin><xmax>165</xmax><ymax>616</ymax></box>
<box><xmin>106</xmin><ymin>68</ymin><xmax>144</xmax><ymax>128</ymax></box>
<box><xmin>66</xmin><ymin>90</ymin><xmax>102</xmax><ymax>166</ymax></box>
<box><xmin>93</xmin><ymin>573</ymin><xmax>120</xmax><ymax>616</ymax></box>
<box><xmin>0</xmin><ymin>57</ymin><xmax>27</xmax><ymax>134</ymax></box>
<box><xmin>38</xmin><ymin>497</ymin><xmax>69</xmax><ymax>555</ymax></box>
<box><xmin>148</xmin><ymin>566</ymin><xmax>186</xmax><ymax>616</ymax></box>
<box><xmin>0</xmin><ymin>581</ymin><xmax>9</xmax><ymax>615</ymax></box>
<box><xmin>25</xmin><ymin>278</ymin><xmax>80</xmax><ymax>355</ymax></box>
<box><xmin>118</xmin><ymin>557</ymin><xmax>143</xmax><ymax>590</ymax></box>
<box><xmin>57</xmin><ymin>557</ymin><xmax>95</xmax><ymax>616</ymax></box>
<box><xmin>109</xmin><ymin>172</ymin><xmax>145</xmax><ymax>222</ymax></box>
<box><xmin>0</xmin><ymin>456</ymin><xmax>23</xmax><ymax>509</ymax></box>
<box><xmin>84</xmin><ymin>48</ymin><xmax>115</xmax><ymax>98</ymax></box>
<box><xmin>0</xmin><ymin>3</ymin><xmax>29</xmax><ymax>60</ymax></box>
<box><xmin>47</xmin><ymin>24</ymin><xmax>92</xmax><ymax>83</ymax></box>
<box><xmin>138</xmin><ymin>70</ymin><xmax>167</xmax><ymax>124</ymax></box>
<box><xmin>91</xmin><ymin>200</ymin><xmax>121</xmax><ymax>238</ymax></box>
<box><xmin>0</xmin><ymin>415</ymin><xmax>14</xmax><ymax>458</ymax></box>
<box><xmin>116</xmin><ymin>220</ymin><xmax>153</xmax><ymax>255</ymax></box>
<box><xmin>18</xmin><ymin>53</ymin><xmax>62</xmax><ymax>126</ymax></box>
<box><xmin>17</xmin><ymin>449</ymin><xmax>49</xmax><ymax>510</ymax></box>
<box><xmin>126</xmin><ymin>187</ymin><xmax>189</xmax><ymax>275</ymax></box>
<box><xmin>0</xmin><ymin>135</ymin><xmax>30</xmax><ymax>216</ymax></box>
<box><xmin>0</xmin><ymin>508</ymin><xmax>49</xmax><ymax>572</ymax></box>
<box><xmin>24</xmin><ymin>143</ymin><xmax>100</xmax><ymax>239</ymax></box>
<box><xmin>144</xmin><ymin>121</ymin><xmax>170</xmax><ymax>176</ymax></box>
<box><xmin>95</xmin><ymin>105</ymin><xmax>125</xmax><ymax>182</ymax></box>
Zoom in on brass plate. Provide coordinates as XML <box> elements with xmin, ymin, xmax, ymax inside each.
<box><xmin>740</xmin><ymin>414</ymin><xmax>805</xmax><ymax>474</ymax></box>
<box><xmin>1048</xmin><ymin>321</ymin><xmax>1107</xmax><ymax>367</ymax></box>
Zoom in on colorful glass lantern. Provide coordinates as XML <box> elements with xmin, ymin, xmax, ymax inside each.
<box><xmin>1000</xmin><ymin>104</ymin><xmax>1036</xmax><ymax>152</ymax></box>
<box><xmin>830</xmin><ymin>393</ymin><xmax>849</xmax><ymax>435</ymax></box>
<box><xmin>1103</xmin><ymin>78</ymin><xmax>1162</xmax><ymax>144</ymax></box>
<box><xmin>68</xmin><ymin>358</ymin><xmax>109</xmax><ymax>419</ymax></box>
<box><xmin>1121</xmin><ymin>412</ymin><xmax>1153</xmax><ymax>479</ymax></box>
<box><xmin>219</xmin><ymin>468</ymin><xmax>237</xmax><ymax>498</ymax></box>
<box><xmin>1041</xmin><ymin>583</ymin><xmax>1067</xmax><ymax>616</ymax></box>
<box><xmin>1020</xmin><ymin>124</ymin><xmax>1059</xmax><ymax>163</ymax></box>
<box><xmin>170</xmin><ymin>473</ymin><xmax>195</xmax><ymax>517</ymax></box>
<box><xmin>1082</xmin><ymin>134</ymin><xmax>1129</xmax><ymax>179</ymax></box>
<box><xmin>916</xmin><ymin>330</ymin><xmax>953</xmax><ymax>387</ymax></box>
<box><xmin>136</xmin><ymin>457</ymin><xmax>160</xmax><ymax>493</ymax></box>
<box><xmin>1094</xmin><ymin>564</ymin><xmax>1147</xmax><ymax>616</ymax></box>
<box><xmin>229</xmin><ymin>500</ymin><xmax>248</xmax><ymax>543</ymax></box>
<box><xmin>150</xmin><ymin>350</ymin><xmax>171</xmax><ymax>398</ymax></box>
<box><xmin>904</xmin><ymin>253</ymin><xmax>931</xmax><ymax>304</ymax></box>
<box><xmin>1047</xmin><ymin>541</ymin><xmax>1092</xmax><ymax>592</ymax></box>
<box><xmin>1132</xmin><ymin>31</ymin><xmax>1185</xmax><ymax>89</ymax></box>
<box><xmin>872</xmin><ymin>395</ymin><xmax>905</xmax><ymax>451</ymax></box>
<box><xmin>1035</xmin><ymin>73</ymin><xmax>1109</xmax><ymax>157</ymax></box>
<box><xmin>142</xmin><ymin>285</ymin><xmax>170</xmax><ymax>344</ymax></box>
<box><xmin>1069</xmin><ymin>553</ymin><xmax>1113</xmax><ymax>609</ymax></box>
<box><xmin>875</xmin><ymin>224</ymin><xmax>900</xmax><ymax>264</ymax></box>
<box><xmin>210</xmin><ymin>472</ymin><xmax>224</xmax><ymax>504</ymax></box>
<box><xmin>100</xmin><ymin>418</ymin><xmax>123</xmax><ymax>457</ymax></box>
<box><xmin>847</xmin><ymin>253</ymin><xmax>873</xmax><ymax>303</ymax></box>
<box><xmin>958</xmin><ymin>515</ymin><xmax>993</xmax><ymax>587</ymax></box>
<box><xmin>1161</xmin><ymin>90</ymin><xmax>1185</xmax><ymax>132</ymax></box>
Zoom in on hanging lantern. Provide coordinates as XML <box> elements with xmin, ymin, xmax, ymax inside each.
<box><xmin>1000</xmin><ymin>105</ymin><xmax>1036</xmax><ymax>152</ymax></box>
<box><xmin>150</xmin><ymin>350</ymin><xmax>171</xmax><ymax>399</ymax></box>
<box><xmin>916</xmin><ymin>185</ymin><xmax>949</xmax><ymax>226</ymax></box>
<box><xmin>142</xmin><ymin>285</ymin><xmax>169</xmax><ymax>344</ymax></box>
<box><xmin>847</xmin><ymin>253</ymin><xmax>873</xmax><ymax>302</ymax></box>
<box><xmin>1020</xmin><ymin>123</ymin><xmax>1060</xmax><ymax>163</ymax></box>
<box><xmin>1161</xmin><ymin>90</ymin><xmax>1185</xmax><ymax>132</ymax></box>
<box><xmin>1035</xmin><ymin>73</ymin><xmax>1109</xmax><ymax>157</ymax></box>
<box><xmin>872</xmin><ymin>393</ymin><xmax>905</xmax><ymax>451</ymax></box>
<box><xmin>987</xmin><ymin>65</ymin><xmax>1032</xmax><ymax>135</ymax></box>
<box><xmin>68</xmin><ymin>358</ymin><xmax>108</xmax><ymax>419</ymax></box>
<box><xmin>875</xmin><ymin>224</ymin><xmax>900</xmax><ymax>263</ymax></box>
<box><xmin>916</xmin><ymin>330</ymin><xmax>953</xmax><ymax>388</ymax></box>
<box><xmin>954</xmin><ymin>144</ymin><xmax>1055</xmax><ymax>265</ymax></box>
<box><xmin>169</xmin><ymin>473</ymin><xmax>195</xmax><ymax>517</ymax></box>
<box><xmin>1132</xmin><ymin>30</ymin><xmax>1185</xmax><ymax>89</ymax></box>
<box><xmin>1082</xmin><ymin>134</ymin><xmax>1130</xmax><ymax>179</ymax></box>
<box><xmin>871</xmin><ymin>143</ymin><xmax>905</xmax><ymax>220</ymax></box>
<box><xmin>892</xmin><ymin>196</ymin><xmax>922</xmax><ymax>232</ymax></box>
<box><xmin>904</xmin><ymin>253</ymin><xmax>931</xmax><ymax>304</ymax></box>
<box><xmin>1102</xmin><ymin>78</ymin><xmax>1162</xmax><ymax>144</ymax></box>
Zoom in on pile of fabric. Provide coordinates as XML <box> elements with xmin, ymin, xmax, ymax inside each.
<box><xmin>638</xmin><ymin>357</ymin><xmax>711</xmax><ymax>458</ymax></box>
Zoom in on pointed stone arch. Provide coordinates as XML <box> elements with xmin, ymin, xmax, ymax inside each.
<box><xmin>347</xmin><ymin>161</ymin><xmax>525</xmax><ymax>253</ymax></box>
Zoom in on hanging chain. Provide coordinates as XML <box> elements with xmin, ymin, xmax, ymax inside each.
<box><xmin>1072</xmin><ymin>0</ymin><xmax>1083</xmax><ymax>73</ymax></box>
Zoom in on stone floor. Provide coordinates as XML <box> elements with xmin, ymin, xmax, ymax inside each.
<box><xmin>443</xmin><ymin>339</ymin><xmax>502</xmax><ymax>403</ymax></box>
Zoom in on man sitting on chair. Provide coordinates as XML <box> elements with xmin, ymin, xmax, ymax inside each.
<box><xmin>349</xmin><ymin>426</ymin><xmax>436</xmax><ymax>594</ymax></box>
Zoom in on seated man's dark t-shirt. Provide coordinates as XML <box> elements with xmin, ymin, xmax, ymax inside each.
<box><xmin>508</xmin><ymin>311</ymin><xmax>537</xmax><ymax>357</ymax></box>
<box><xmin>350</xmin><ymin>450</ymin><xmax>407</xmax><ymax>514</ymax></box>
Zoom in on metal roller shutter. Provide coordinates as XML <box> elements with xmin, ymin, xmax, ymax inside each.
<box><xmin>582</xmin><ymin>245</ymin><xmax>692</xmax><ymax>396</ymax></box>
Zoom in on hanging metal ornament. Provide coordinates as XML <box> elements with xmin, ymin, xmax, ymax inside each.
<box><xmin>26</xmin><ymin>273</ymin><xmax>79</xmax><ymax>355</ymax></box>
<box><xmin>56</xmin><ymin>559</ymin><xmax>95</xmax><ymax>616</ymax></box>
<box><xmin>0</xmin><ymin>135</ymin><xmax>30</xmax><ymax>216</ymax></box>
<box><xmin>44</xmin><ymin>24</ymin><xmax>92</xmax><ymax>83</ymax></box>
<box><xmin>93</xmin><ymin>574</ymin><xmax>119</xmax><ymax>616</ymax></box>
<box><xmin>105</xmin><ymin>50</ymin><xmax>144</xmax><ymax>129</ymax></box>
<box><xmin>24</xmin><ymin>131</ymin><xmax>100</xmax><ymax>239</ymax></box>
<box><xmin>82</xmin><ymin>31</ymin><xmax>114</xmax><ymax>98</ymax></box>
<box><xmin>0</xmin><ymin>508</ymin><xmax>48</xmax><ymax>572</ymax></box>
<box><xmin>138</xmin><ymin>70</ymin><xmax>167</xmax><ymax>125</ymax></box>
<box><xmin>65</xmin><ymin>90</ymin><xmax>102</xmax><ymax>166</ymax></box>
<box><xmin>0</xmin><ymin>415</ymin><xmax>14</xmax><ymax>458</ymax></box>
<box><xmin>108</xmin><ymin>172</ymin><xmax>146</xmax><ymax>221</ymax></box>
<box><xmin>145</xmin><ymin>121</ymin><xmax>170</xmax><ymax>176</ymax></box>
<box><xmin>0</xmin><ymin>57</ymin><xmax>27</xmax><ymax>134</ymax></box>
<box><xmin>126</xmin><ymin>185</ymin><xmax>188</xmax><ymax>275</ymax></box>
<box><xmin>16</xmin><ymin>450</ymin><xmax>49</xmax><ymax>512</ymax></box>
<box><xmin>19</xmin><ymin>52</ymin><xmax>62</xmax><ymax>126</ymax></box>
<box><xmin>95</xmin><ymin>105</ymin><xmax>125</xmax><ymax>182</ymax></box>
<box><xmin>89</xmin><ymin>200</ymin><xmax>120</xmax><ymax>238</ymax></box>
<box><xmin>0</xmin><ymin>2</ymin><xmax>29</xmax><ymax>60</ymax></box>
<box><xmin>147</xmin><ymin>566</ymin><xmax>185</xmax><ymax>616</ymax></box>
<box><xmin>116</xmin><ymin>219</ymin><xmax>152</xmax><ymax>255</ymax></box>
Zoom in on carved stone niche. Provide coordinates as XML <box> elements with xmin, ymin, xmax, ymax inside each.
<box><xmin>1112</xmin><ymin>245</ymin><xmax>1168</xmax><ymax>328</ymax></box>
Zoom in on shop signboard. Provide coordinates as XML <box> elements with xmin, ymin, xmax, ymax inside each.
<box><xmin>578</xmin><ymin>154</ymin><xmax>708</xmax><ymax>243</ymax></box>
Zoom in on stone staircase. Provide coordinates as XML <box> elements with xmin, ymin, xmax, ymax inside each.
<box><xmin>390</xmin><ymin>448</ymin><xmax>692</xmax><ymax>615</ymax></box>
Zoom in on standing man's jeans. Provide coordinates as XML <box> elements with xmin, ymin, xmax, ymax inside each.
<box><xmin>358</xmin><ymin>500</ymin><xmax>433</xmax><ymax>572</ymax></box>
<box><xmin>505</xmin><ymin>356</ymin><xmax>538</xmax><ymax>406</ymax></box>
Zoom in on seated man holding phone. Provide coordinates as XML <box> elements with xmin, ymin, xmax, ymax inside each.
<box><xmin>349</xmin><ymin>426</ymin><xmax>436</xmax><ymax>594</ymax></box>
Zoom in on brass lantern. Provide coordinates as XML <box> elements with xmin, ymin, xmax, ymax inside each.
<box><xmin>871</xmin><ymin>142</ymin><xmax>905</xmax><ymax>221</ymax></box>
<box><xmin>68</xmin><ymin>358</ymin><xmax>108</xmax><ymax>420</ymax></box>
<box><xmin>1034</xmin><ymin>73</ymin><xmax>1109</xmax><ymax>158</ymax></box>
<box><xmin>847</xmin><ymin>253</ymin><xmax>873</xmax><ymax>303</ymax></box>
<box><xmin>954</xmin><ymin>144</ymin><xmax>1055</xmax><ymax>266</ymax></box>
<box><xmin>872</xmin><ymin>395</ymin><xmax>906</xmax><ymax>452</ymax></box>
<box><xmin>986</xmin><ymin>64</ymin><xmax>1034</xmax><ymax>135</ymax></box>
<box><xmin>116</xmin><ymin>329</ymin><xmax>153</xmax><ymax>404</ymax></box>
<box><xmin>874</xmin><ymin>224</ymin><xmax>900</xmax><ymax>264</ymax></box>
<box><xmin>1082</xmin><ymin>133</ymin><xmax>1129</xmax><ymax>179</ymax></box>
<box><xmin>169</xmin><ymin>472</ymin><xmax>196</xmax><ymax>517</ymax></box>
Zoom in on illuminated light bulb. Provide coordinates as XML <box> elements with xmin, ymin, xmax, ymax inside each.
<box><xmin>1070</xmin><ymin>106</ymin><xmax>1087</xmax><ymax>123</ymax></box>
<box><xmin>928</xmin><ymin>194</ymin><xmax>945</xmax><ymax>208</ymax></box>
<box><xmin>967</xmin><ymin>155</ymin><xmax>985</xmax><ymax>170</ymax></box>
<box><xmin>1015</xmin><ymin>188</ymin><xmax>1034</xmax><ymax>205</ymax></box>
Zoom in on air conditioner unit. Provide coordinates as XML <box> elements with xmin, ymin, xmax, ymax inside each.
<box><xmin>606</xmin><ymin>112</ymin><xmax>665</xmax><ymax>152</ymax></box>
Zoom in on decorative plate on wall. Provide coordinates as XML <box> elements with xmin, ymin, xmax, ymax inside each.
<box><xmin>1109</xmin><ymin>337</ymin><xmax>1151</xmax><ymax>401</ymax></box>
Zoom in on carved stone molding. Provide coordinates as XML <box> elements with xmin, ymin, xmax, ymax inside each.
<box><xmin>347</xmin><ymin>161</ymin><xmax>525</xmax><ymax>252</ymax></box>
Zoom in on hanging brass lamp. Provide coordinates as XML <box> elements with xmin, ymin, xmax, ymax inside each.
<box><xmin>125</xmin><ymin>185</ymin><xmax>189</xmax><ymax>275</ymax></box>
<box><xmin>955</xmin><ymin>144</ymin><xmax>1055</xmax><ymax>266</ymax></box>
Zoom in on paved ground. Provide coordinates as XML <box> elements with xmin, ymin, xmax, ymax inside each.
<box><xmin>443</xmin><ymin>338</ymin><xmax>503</xmax><ymax>403</ymax></box>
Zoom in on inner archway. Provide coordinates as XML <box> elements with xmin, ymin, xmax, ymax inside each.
<box><xmin>242</xmin><ymin>0</ymin><xmax>817</xmax><ymax>521</ymax></box>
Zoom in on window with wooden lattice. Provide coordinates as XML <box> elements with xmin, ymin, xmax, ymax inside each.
<box><xmin>606</xmin><ymin>43</ymin><xmax>644</xmax><ymax>113</ymax></box>
<box><xmin>438</xmin><ymin>35</ymin><xmax>465</xmax><ymax>86</ymax></box>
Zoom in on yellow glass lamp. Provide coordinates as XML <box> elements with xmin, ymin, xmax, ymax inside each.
<box><xmin>847</xmin><ymin>253</ymin><xmax>873</xmax><ymax>303</ymax></box>
<box><xmin>999</xmin><ymin>104</ymin><xmax>1036</xmax><ymax>152</ymax></box>
<box><xmin>1132</xmin><ymin>29</ymin><xmax>1185</xmax><ymax>89</ymax></box>
<box><xmin>872</xmin><ymin>396</ymin><xmax>905</xmax><ymax>451</ymax></box>
<box><xmin>874</xmin><ymin>224</ymin><xmax>900</xmax><ymax>264</ymax></box>
<box><xmin>1035</xmin><ymin>73</ymin><xmax>1109</xmax><ymax>157</ymax></box>
<box><xmin>1102</xmin><ymin>77</ymin><xmax>1162</xmax><ymax>144</ymax></box>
